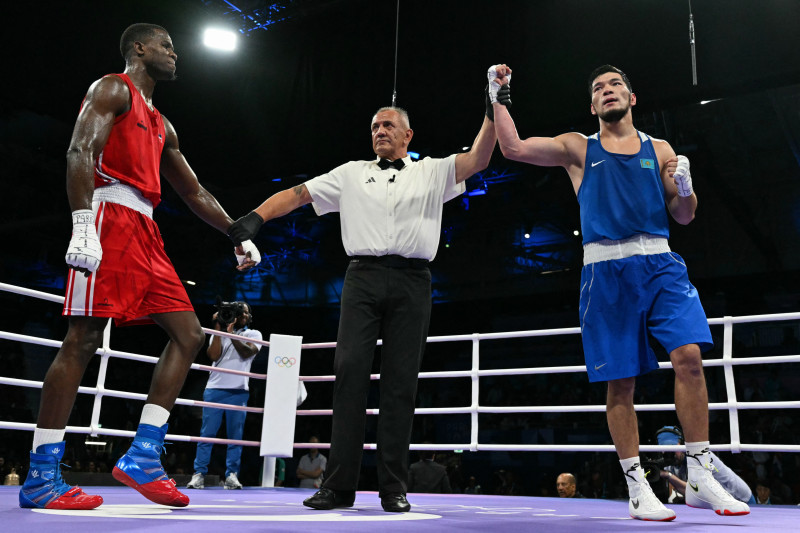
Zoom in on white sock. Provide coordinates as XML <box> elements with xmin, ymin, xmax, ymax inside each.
<box><xmin>686</xmin><ymin>441</ymin><xmax>711</xmax><ymax>470</ymax></box>
<box><xmin>32</xmin><ymin>428</ymin><xmax>66</xmax><ymax>452</ymax></box>
<box><xmin>139</xmin><ymin>404</ymin><xmax>170</xmax><ymax>428</ymax></box>
<box><xmin>620</xmin><ymin>456</ymin><xmax>646</xmax><ymax>489</ymax></box>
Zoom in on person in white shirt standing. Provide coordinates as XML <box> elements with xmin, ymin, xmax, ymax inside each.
<box><xmin>297</xmin><ymin>436</ymin><xmax>327</xmax><ymax>489</ymax></box>
<box><xmin>227</xmin><ymin>104</ymin><xmax>496</xmax><ymax>512</ymax></box>
<box><xmin>187</xmin><ymin>301</ymin><xmax>262</xmax><ymax>490</ymax></box>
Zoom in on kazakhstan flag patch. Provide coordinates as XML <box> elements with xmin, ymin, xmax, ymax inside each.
<box><xmin>640</xmin><ymin>158</ymin><xmax>655</xmax><ymax>169</ymax></box>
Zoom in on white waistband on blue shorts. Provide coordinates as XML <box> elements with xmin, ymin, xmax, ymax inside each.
<box><xmin>93</xmin><ymin>183</ymin><xmax>154</xmax><ymax>219</ymax></box>
<box><xmin>583</xmin><ymin>233</ymin><xmax>671</xmax><ymax>265</ymax></box>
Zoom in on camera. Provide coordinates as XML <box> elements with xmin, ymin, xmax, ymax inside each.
<box><xmin>641</xmin><ymin>455</ymin><xmax>665</xmax><ymax>483</ymax></box>
<box><xmin>214</xmin><ymin>296</ymin><xmax>247</xmax><ymax>326</ymax></box>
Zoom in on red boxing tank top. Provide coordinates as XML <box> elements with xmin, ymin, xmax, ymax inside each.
<box><xmin>93</xmin><ymin>73</ymin><xmax>165</xmax><ymax>206</ymax></box>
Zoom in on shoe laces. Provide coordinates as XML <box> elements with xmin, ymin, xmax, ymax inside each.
<box><xmin>696</xmin><ymin>467</ymin><xmax>735</xmax><ymax>502</ymax></box>
<box><xmin>49</xmin><ymin>462</ymin><xmax>72</xmax><ymax>496</ymax></box>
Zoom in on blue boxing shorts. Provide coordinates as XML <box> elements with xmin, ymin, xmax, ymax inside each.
<box><xmin>578</xmin><ymin>251</ymin><xmax>713</xmax><ymax>382</ymax></box>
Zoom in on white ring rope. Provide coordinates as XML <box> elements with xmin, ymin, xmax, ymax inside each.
<box><xmin>1</xmin><ymin>281</ymin><xmax>799</xmax><ymax>456</ymax></box>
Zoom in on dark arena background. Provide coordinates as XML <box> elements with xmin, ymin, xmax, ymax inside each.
<box><xmin>1</xmin><ymin>1</ymin><xmax>800</xmax><ymax>531</ymax></box>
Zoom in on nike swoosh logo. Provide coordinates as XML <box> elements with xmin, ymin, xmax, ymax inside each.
<box><xmin>594</xmin><ymin>363</ymin><xmax>607</xmax><ymax>370</ymax></box>
<box><xmin>591</xmin><ymin>160</ymin><xmax>606</xmax><ymax>167</ymax></box>
<box><xmin>689</xmin><ymin>482</ymin><xmax>699</xmax><ymax>492</ymax></box>
<box><xmin>632</xmin><ymin>499</ymin><xmax>640</xmax><ymax>509</ymax></box>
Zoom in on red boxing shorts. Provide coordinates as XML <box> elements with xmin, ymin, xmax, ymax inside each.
<box><xmin>63</xmin><ymin>201</ymin><xmax>193</xmax><ymax>326</ymax></box>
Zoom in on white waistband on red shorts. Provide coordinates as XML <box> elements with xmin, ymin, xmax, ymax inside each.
<box><xmin>583</xmin><ymin>233</ymin><xmax>671</xmax><ymax>265</ymax></box>
<box><xmin>93</xmin><ymin>183</ymin><xmax>154</xmax><ymax>219</ymax></box>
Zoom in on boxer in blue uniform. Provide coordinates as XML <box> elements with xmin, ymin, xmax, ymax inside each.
<box><xmin>488</xmin><ymin>64</ymin><xmax>750</xmax><ymax>521</ymax></box>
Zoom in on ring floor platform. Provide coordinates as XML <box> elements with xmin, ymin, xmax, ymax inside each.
<box><xmin>2</xmin><ymin>486</ymin><xmax>795</xmax><ymax>532</ymax></box>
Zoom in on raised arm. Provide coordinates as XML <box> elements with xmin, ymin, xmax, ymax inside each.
<box><xmin>495</xmin><ymin>107</ymin><xmax>576</xmax><ymax>167</ymax></box>
<box><xmin>454</xmin><ymin>115</ymin><xmax>497</xmax><ymax>183</ymax></box>
<box><xmin>207</xmin><ymin>321</ymin><xmax>223</xmax><ymax>362</ymax></box>
<box><xmin>489</xmin><ymin>64</ymin><xmax>585</xmax><ymax>185</ymax></box>
<box><xmin>230</xmin><ymin>335</ymin><xmax>260</xmax><ymax>359</ymax></box>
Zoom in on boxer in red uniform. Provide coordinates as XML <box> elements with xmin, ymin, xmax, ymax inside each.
<box><xmin>19</xmin><ymin>23</ymin><xmax>260</xmax><ymax>510</ymax></box>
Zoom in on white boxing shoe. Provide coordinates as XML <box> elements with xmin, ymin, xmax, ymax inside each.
<box><xmin>629</xmin><ymin>481</ymin><xmax>676</xmax><ymax>521</ymax></box>
<box><xmin>686</xmin><ymin>466</ymin><xmax>750</xmax><ymax>516</ymax></box>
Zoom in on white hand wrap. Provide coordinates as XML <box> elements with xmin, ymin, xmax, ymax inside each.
<box><xmin>487</xmin><ymin>65</ymin><xmax>510</xmax><ymax>104</ymax></box>
<box><xmin>235</xmin><ymin>239</ymin><xmax>261</xmax><ymax>266</ymax></box>
<box><xmin>65</xmin><ymin>209</ymin><xmax>102</xmax><ymax>273</ymax></box>
<box><xmin>674</xmin><ymin>155</ymin><xmax>693</xmax><ymax>197</ymax></box>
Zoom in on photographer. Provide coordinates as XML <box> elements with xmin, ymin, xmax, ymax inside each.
<box><xmin>187</xmin><ymin>301</ymin><xmax>262</xmax><ymax>490</ymax></box>
<box><xmin>649</xmin><ymin>426</ymin><xmax>755</xmax><ymax>505</ymax></box>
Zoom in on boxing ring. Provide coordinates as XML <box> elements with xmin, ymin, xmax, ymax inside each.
<box><xmin>1</xmin><ymin>281</ymin><xmax>798</xmax><ymax>531</ymax></box>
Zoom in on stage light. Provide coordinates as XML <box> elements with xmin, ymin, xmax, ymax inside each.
<box><xmin>573</xmin><ymin>230</ymin><xmax>580</xmax><ymax>236</ymax></box>
<box><xmin>524</xmin><ymin>233</ymin><xmax>531</xmax><ymax>239</ymax></box>
<box><xmin>203</xmin><ymin>28</ymin><xmax>237</xmax><ymax>51</ymax></box>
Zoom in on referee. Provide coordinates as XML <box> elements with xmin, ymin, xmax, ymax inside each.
<box><xmin>228</xmin><ymin>105</ymin><xmax>496</xmax><ymax>512</ymax></box>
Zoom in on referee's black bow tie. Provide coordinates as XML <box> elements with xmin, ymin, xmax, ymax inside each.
<box><xmin>378</xmin><ymin>158</ymin><xmax>405</xmax><ymax>171</ymax></box>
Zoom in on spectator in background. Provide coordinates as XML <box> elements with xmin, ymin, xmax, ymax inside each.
<box><xmin>556</xmin><ymin>473</ymin><xmax>584</xmax><ymax>498</ymax></box>
<box><xmin>755</xmin><ymin>482</ymin><xmax>775</xmax><ymax>504</ymax></box>
<box><xmin>581</xmin><ymin>470</ymin><xmax>609</xmax><ymax>499</ymax></box>
<box><xmin>408</xmin><ymin>450</ymin><xmax>451</xmax><ymax>494</ymax></box>
<box><xmin>297</xmin><ymin>436</ymin><xmax>327</xmax><ymax>489</ymax></box>
<box><xmin>494</xmin><ymin>470</ymin><xmax>521</xmax><ymax>496</ymax></box>
<box><xmin>464</xmin><ymin>475</ymin><xmax>482</xmax><ymax>494</ymax></box>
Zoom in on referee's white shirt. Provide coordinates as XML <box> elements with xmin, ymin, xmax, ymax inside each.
<box><xmin>304</xmin><ymin>154</ymin><xmax>462</xmax><ymax>261</ymax></box>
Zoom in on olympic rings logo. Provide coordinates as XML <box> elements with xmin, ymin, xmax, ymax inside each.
<box><xmin>274</xmin><ymin>356</ymin><xmax>297</xmax><ymax>368</ymax></box>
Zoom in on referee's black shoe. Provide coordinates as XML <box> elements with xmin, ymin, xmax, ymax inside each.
<box><xmin>381</xmin><ymin>493</ymin><xmax>411</xmax><ymax>512</ymax></box>
<box><xmin>303</xmin><ymin>487</ymin><xmax>355</xmax><ymax>510</ymax></box>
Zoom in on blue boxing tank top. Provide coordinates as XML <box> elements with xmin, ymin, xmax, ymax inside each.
<box><xmin>577</xmin><ymin>130</ymin><xmax>669</xmax><ymax>245</ymax></box>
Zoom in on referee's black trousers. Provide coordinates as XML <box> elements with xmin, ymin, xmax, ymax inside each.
<box><xmin>322</xmin><ymin>259</ymin><xmax>431</xmax><ymax>496</ymax></box>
